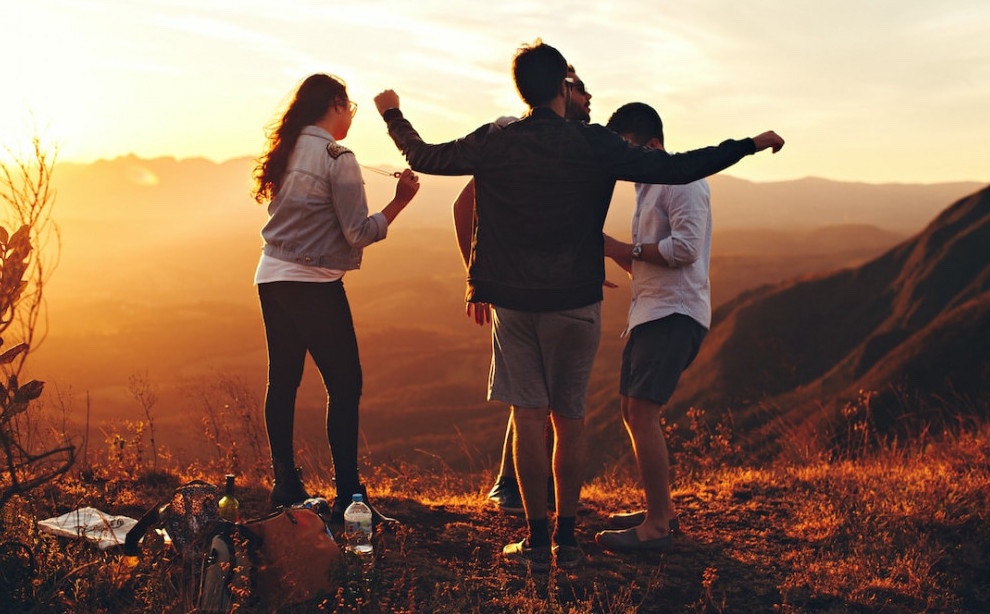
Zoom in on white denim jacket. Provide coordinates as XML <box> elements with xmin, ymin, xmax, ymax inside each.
<box><xmin>261</xmin><ymin>126</ymin><xmax>387</xmax><ymax>270</ymax></box>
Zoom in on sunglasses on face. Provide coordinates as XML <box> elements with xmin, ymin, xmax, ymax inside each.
<box><xmin>565</xmin><ymin>77</ymin><xmax>587</xmax><ymax>95</ymax></box>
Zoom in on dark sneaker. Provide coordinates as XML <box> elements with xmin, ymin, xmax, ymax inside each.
<box><xmin>552</xmin><ymin>543</ymin><xmax>585</xmax><ymax>569</ymax></box>
<box><xmin>502</xmin><ymin>539</ymin><xmax>551</xmax><ymax>572</ymax></box>
<box><xmin>487</xmin><ymin>477</ymin><xmax>524</xmax><ymax>515</ymax></box>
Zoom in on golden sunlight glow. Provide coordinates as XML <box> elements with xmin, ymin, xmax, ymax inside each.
<box><xmin>124</xmin><ymin>163</ymin><xmax>160</xmax><ymax>187</ymax></box>
<box><xmin>3</xmin><ymin>1</ymin><xmax>989</xmax><ymax>182</ymax></box>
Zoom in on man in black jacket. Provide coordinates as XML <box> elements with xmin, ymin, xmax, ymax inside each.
<box><xmin>453</xmin><ymin>64</ymin><xmax>594</xmax><ymax>518</ymax></box>
<box><xmin>374</xmin><ymin>40</ymin><xmax>783</xmax><ymax>571</ymax></box>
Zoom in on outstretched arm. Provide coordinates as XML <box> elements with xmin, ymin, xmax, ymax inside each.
<box><xmin>374</xmin><ymin>89</ymin><xmax>483</xmax><ymax>175</ymax></box>
<box><xmin>597</xmin><ymin>126</ymin><xmax>785</xmax><ymax>186</ymax></box>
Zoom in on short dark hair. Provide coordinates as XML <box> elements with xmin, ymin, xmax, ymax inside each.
<box><xmin>606</xmin><ymin>102</ymin><xmax>665</xmax><ymax>147</ymax></box>
<box><xmin>512</xmin><ymin>40</ymin><xmax>568</xmax><ymax>107</ymax></box>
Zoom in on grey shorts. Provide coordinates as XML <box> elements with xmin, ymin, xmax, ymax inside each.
<box><xmin>620</xmin><ymin>314</ymin><xmax>707</xmax><ymax>405</ymax></box>
<box><xmin>488</xmin><ymin>303</ymin><xmax>601</xmax><ymax>419</ymax></box>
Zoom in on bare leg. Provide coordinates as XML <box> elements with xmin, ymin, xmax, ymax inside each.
<box><xmin>511</xmin><ymin>406</ymin><xmax>550</xmax><ymax>524</ymax></box>
<box><xmin>543</xmin><ymin>417</ymin><xmax>554</xmax><ymax>464</ymax></box>
<box><xmin>621</xmin><ymin>394</ymin><xmax>675</xmax><ymax>540</ymax></box>
<box><xmin>549</xmin><ymin>413</ymin><xmax>585</xmax><ymax>519</ymax></box>
<box><xmin>497</xmin><ymin>417</ymin><xmax>515</xmax><ymax>478</ymax></box>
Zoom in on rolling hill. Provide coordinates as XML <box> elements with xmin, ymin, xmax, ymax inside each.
<box><xmin>670</xmin><ymin>186</ymin><xmax>990</xmax><ymax>454</ymax></box>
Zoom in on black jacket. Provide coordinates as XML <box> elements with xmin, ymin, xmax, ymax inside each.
<box><xmin>384</xmin><ymin>107</ymin><xmax>755</xmax><ymax>311</ymax></box>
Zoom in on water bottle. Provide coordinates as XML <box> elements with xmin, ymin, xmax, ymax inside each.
<box><xmin>343</xmin><ymin>493</ymin><xmax>373</xmax><ymax>556</ymax></box>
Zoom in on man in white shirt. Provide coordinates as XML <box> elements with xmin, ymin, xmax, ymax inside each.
<box><xmin>598</xmin><ymin>102</ymin><xmax>713</xmax><ymax>551</ymax></box>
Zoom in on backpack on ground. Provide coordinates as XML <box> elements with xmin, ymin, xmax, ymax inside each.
<box><xmin>124</xmin><ymin>480</ymin><xmax>221</xmax><ymax>558</ymax></box>
<box><xmin>125</xmin><ymin>483</ymin><xmax>343</xmax><ymax>611</ymax></box>
<box><xmin>195</xmin><ymin>504</ymin><xmax>343</xmax><ymax>612</ymax></box>
<box><xmin>241</xmin><ymin>505</ymin><xmax>344</xmax><ymax>610</ymax></box>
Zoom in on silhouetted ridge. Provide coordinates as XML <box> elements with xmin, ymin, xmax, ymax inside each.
<box><xmin>672</xmin><ymin>185</ymin><xmax>990</xmax><ymax>444</ymax></box>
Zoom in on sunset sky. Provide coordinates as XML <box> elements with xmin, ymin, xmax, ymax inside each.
<box><xmin>4</xmin><ymin>0</ymin><xmax>988</xmax><ymax>184</ymax></box>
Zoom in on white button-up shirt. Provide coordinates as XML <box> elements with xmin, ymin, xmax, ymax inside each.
<box><xmin>625</xmin><ymin>178</ymin><xmax>712</xmax><ymax>335</ymax></box>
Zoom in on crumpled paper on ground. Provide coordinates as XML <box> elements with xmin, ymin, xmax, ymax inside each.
<box><xmin>37</xmin><ymin>507</ymin><xmax>138</xmax><ymax>551</ymax></box>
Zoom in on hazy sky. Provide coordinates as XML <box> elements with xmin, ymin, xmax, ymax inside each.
<box><xmin>4</xmin><ymin>0</ymin><xmax>988</xmax><ymax>183</ymax></box>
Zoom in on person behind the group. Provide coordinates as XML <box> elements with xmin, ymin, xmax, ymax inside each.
<box><xmin>373</xmin><ymin>41</ymin><xmax>783</xmax><ymax>571</ymax></box>
<box><xmin>451</xmin><ymin>65</ymin><xmax>593</xmax><ymax>516</ymax></box>
<box><xmin>252</xmin><ymin>73</ymin><xmax>420</xmax><ymax>524</ymax></box>
<box><xmin>595</xmin><ymin>101</ymin><xmax>715</xmax><ymax>552</ymax></box>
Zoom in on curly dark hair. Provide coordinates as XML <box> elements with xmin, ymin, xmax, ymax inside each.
<box><xmin>253</xmin><ymin>74</ymin><xmax>348</xmax><ymax>203</ymax></box>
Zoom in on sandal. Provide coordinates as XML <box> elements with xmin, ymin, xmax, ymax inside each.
<box><xmin>595</xmin><ymin>527</ymin><xmax>673</xmax><ymax>552</ymax></box>
<box><xmin>607</xmin><ymin>511</ymin><xmax>680</xmax><ymax>534</ymax></box>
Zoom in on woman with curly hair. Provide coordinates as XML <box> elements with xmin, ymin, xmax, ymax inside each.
<box><xmin>253</xmin><ymin>73</ymin><xmax>419</xmax><ymax>523</ymax></box>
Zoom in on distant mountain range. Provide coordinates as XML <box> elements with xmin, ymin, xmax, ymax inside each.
<box><xmin>670</xmin><ymin>186</ymin><xmax>990</xmax><ymax>454</ymax></box>
<box><xmin>52</xmin><ymin>155</ymin><xmax>982</xmax><ymax>234</ymax></box>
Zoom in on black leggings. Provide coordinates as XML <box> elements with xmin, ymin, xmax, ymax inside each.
<box><xmin>258</xmin><ymin>280</ymin><xmax>362</xmax><ymax>496</ymax></box>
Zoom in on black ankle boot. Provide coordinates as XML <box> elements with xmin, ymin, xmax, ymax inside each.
<box><xmin>269</xmin><ymin>463</ymin><xmax>311</xmax><ymax>509</ymax></box>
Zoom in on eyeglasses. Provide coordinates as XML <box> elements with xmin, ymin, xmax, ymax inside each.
<box><xmin>347</xmin><ymin>100</ymin><xmax>358</xmax><ymax>117</ymax></box>
<box><xmin>565</xmin><ymin>78</ymin><xmax>587</xmax><ymax>96</ymax></box>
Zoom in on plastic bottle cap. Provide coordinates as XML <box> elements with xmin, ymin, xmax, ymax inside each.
<box><xmin>352</xmin><ymin>493</ymin><xmax>363</xmax><ymax>503</ymax></box>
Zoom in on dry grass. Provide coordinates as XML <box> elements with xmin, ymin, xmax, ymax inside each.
<box><xmin>1</xmin><ymin>415</ymin><xmax>988</xmax><ymax>613</ymax></box>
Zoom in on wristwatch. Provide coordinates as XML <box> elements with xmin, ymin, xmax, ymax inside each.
<box><xmin>631</xmin><ymin>243</ymin><xmax>644</xmax><ymax>260</ymax></box>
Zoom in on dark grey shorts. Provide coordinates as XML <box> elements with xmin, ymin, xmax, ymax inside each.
<box><xmin>488</xmin><ymin>303</ymin><xmax>601</xmax><ymax>419</ymax></box>
<box><xmin>620</xmin><ymin>314</ymin><xmax>707</xmax><ymax>405</ymax></box>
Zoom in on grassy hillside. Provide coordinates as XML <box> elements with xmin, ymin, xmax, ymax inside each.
<box><xmin>2</xmin><ymin>407</ymin><xmax>987</xmax><ymax>612</ymax></box>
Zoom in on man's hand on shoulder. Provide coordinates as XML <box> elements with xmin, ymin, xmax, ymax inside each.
<box><xmin>374</xmin><ymin>90</ymin><xmax>400</xmax><ymax>117</ymax></box>
<box><xmin>752</xmin><ymin>131</ymin><xmax>785</xmax><ymax>153</ymax></box>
